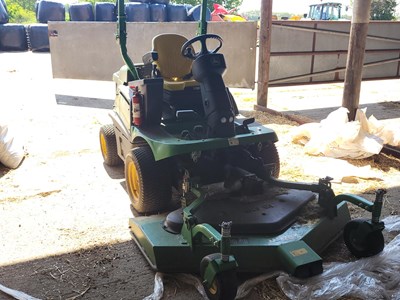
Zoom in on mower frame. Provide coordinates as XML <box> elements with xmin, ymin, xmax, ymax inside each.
<box><xmin>98</xmin><ymin>0</ymin><xmax>387</xmax><ymax>298</ymax></box>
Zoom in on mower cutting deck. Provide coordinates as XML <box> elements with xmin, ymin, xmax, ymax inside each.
<box><xmin>99</xmin><ymin>0</ymin><xmax>386</xmax><ymax>299</ymax></box>
<box><xmin>129</xmin><ymin>186</ymin><xmax>350</xmax><ymax>276</ymax></box>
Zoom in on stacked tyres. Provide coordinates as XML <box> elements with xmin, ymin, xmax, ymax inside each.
<box><xmin>37</xmin><ymin>0</ymin><xmax>65</xmax><ymax>23</ymax></box>
<box><xmin>150</xmin><ymin>3</ymin><xmax>167</xmax><ymax>22</ymax></box>
<box><xmin>69</xmin><ymin>2</ymin><xmax>94</xmax><ymax>21</ymax></box>
<box><xmin>95</xmin><ymin>2</ymin><xmax>116</xmax><ymax>22</ymax></box>
<box><xmin>167</xmin><ymin>4</ymin><xmax>188</xmax><ymax>22</ymax></box>
<box><xmin>125</xmin><ymin>2</ymin><xmax>150</xmax><ymax>22</ymax></box>
<box><xmin>0</xmin><ymin>24</ymin><xmax>28</xmax><ymax>52</ymax></box>
<box><xmin>27</xmin><ymin>24</ymin><xmax>49</xmax><ymax>52</ymax></box>
<box><xmin>0</xmin><ymin>0</ymin><xmax>8</xmax><ymax>24</ymax></box>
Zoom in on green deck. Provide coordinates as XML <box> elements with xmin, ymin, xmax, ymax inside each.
<box><xmin>129</xmin><ymin>202</ymin><xmax>351</xmax><ymax>274</ymax></box>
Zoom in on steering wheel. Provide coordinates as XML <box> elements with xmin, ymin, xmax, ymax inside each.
<box><xmin>181</xmin><ymin>34</ymin><xmax>223</xmax><ymax>60</ymax></box>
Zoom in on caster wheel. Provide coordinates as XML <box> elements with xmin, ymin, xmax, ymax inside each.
<box><xmin>200</xmin><ymin>254</ymin><xmax>238</xmax><ymax>300</ymax></box>
<box><xmin>343</xmin><ymin>218</ymin><xmax>384</xmax><ymax>258</ymax></box>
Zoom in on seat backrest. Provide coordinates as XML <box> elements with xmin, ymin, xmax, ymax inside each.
<box><xmin>152</xmin><ymin>34</ymin><xmax>194</xmax><ymax>81</ymax></box>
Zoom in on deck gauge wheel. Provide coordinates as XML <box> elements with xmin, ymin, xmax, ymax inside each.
<box><xmin>343</xmin><ymin>218</ymin><xmax>384</xmax><ymax>258</ymax></box>
<box><xmin>200</xmin><ymin>253</ymin><xmax>238</xmax><ymax>300</ymax></box>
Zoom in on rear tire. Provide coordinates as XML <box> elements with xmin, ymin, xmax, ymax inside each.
<box><xmin>125</xmin><ymin>147</ymin><xmax>172</xmax><ymax>214</ymax></box>
<box><xmin>99</xmin><ymin>124</ymin><xmax>122</xmax><ymax>166</ymax></box>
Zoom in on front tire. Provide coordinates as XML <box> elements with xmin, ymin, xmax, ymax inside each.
<box><xmin>125</xmin><ymin>147</ymin><xmax>171</xmax><ymax>214</ymax></box>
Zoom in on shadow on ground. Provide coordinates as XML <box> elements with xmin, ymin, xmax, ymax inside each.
<box><xmin>0</xmin><ymin>240</ymin><xmax>157</xmax><ymax>300</ymax></box>
<box><xmin>55</xmin><ymin>95</ymin><xmax>114</xmax><ymax>110</ymax></box>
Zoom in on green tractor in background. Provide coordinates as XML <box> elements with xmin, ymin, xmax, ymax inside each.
<box><xmin>99</xmin><ymin>0</ymin><xmax>386</xmax><ymax>299</ymax></box>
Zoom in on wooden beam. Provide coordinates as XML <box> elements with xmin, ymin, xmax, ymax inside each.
<box><xmin>256</xmin><ymin>0</ymin><xmax>273</xmax><ymax>108</ymax></box>
<box><xmin>342</xmin><ymin>0</ymin><xmax>372</xmax><ymax>121</ymax></box>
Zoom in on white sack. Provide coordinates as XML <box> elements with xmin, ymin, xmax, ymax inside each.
<box><xmin>292</xmin><ymin>107</ymin><xmax>385</xmax><ymax>159</ymax></box>
<box><xmin>0</xmin><ymin>122</ymin><xmax>25</xmax><ymax>169</ymax></box>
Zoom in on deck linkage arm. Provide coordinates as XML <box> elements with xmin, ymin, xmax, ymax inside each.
<box><xmin>267</xmin><ymin>176</ymin><xmax>386</xmax><ymax>223</ymax></box>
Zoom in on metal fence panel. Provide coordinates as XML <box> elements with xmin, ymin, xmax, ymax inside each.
<box><xmin>269</xmin><ymin>21</ymin><xmax>400</xmax><ymax>86</ymax></box>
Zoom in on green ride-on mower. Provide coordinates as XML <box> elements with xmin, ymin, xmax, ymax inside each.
<box><xmin>99</xmin><ymin>1</ymin><xmax>386</xmax><ymax>299</ymax></box>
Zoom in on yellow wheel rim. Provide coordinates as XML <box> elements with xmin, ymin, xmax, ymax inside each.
<box><xmin>127</xmin><ymin>160</ymin><xmax>140</xmax><ymax>200</ymax></box>
<box><xmin>100</xmin><ymin>133</ymin><xmax>108</xmax><ymax>160</ymax></box>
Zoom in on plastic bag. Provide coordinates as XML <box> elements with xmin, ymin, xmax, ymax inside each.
<box><xmin>277</xmin><ymin>216</ymin><xmax>400</xmax><ymax>300</ymax></box>
<box><xmin>0</xmin><ymin>283</ymin><xmax>40</xmax><ymax>300</ymax></box>
<box><xmin>0</xmin><ymin>122</ymin><xmax>25</xmax><ymax>169</ymax></box>
<box><xmin>367</xmin><ymin>114</ymin><xmax>400</xmax><ymax>147</ymax></box>
<box><xmin>144</xmin><ymin>272</ymin><xmax>208</xmax><ymax>300</ymax></box>
<box><xmin>382</xmin><ymin>215</ymin><xmax>400</xmax><ymax>232</ymax></box>
<box><xmin>213</xmin><ymin>3</ymin><xmax>229</xmax><ymax>14</ymax></box>
<box><xmin>291</xmin><ymin>107</ymin><xmax>384</xmax><ymax>159</ymax></box>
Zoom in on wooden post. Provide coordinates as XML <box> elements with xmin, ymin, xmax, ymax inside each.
<box><xmin>256</xmin><ymin>0</ymin><xmax>273</xmax><ymax>108</ymax></box>
<box><xmin>342</xmin><ymin>0</ymin><xmax>372</xmax><ymax>121</ymax></box>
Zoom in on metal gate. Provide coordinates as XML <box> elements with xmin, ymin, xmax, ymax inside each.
<box><xmin>268</xmin><ymin>20</ymin><xmax>400</xmax><ymax>86</ymax></box>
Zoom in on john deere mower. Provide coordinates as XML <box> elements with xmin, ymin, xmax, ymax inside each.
<box><xmin>99</xmin><ymin>1</ymin><xmax>386</xmax><ymax>299</ymax></box>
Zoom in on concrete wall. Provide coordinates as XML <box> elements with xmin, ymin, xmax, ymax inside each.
<box><xmin>49</xmin><ymin>21</ymin><xmax>258</xmax><ymax>88</ymax></box>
